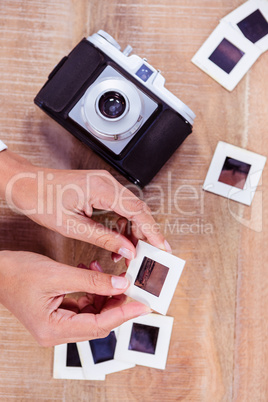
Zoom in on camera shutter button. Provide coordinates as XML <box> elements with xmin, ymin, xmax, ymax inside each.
<box><xmin>123</xmin><ymin>45</ymin><xmax>133</xmax><ymax>56</ymax></box>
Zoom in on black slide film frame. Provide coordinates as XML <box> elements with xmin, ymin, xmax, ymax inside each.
<box><xmin>66</xmin><ymin>343</ymin><xmax>82</xmax><ymax>367</ymax></box>
<box><xmin>89</xmin><ymin>331</ymin><xmax>117</xmax><ymax>364</ymax></box>
<box><xmin>134</xmin><ymin>256</ymin><xmax>169</xmax><ymax>297</ymax></box>
<box><xmin>128</xmin><ymin>323</ymin><xmax>160</xmax><ymax>355</ymax></box>
<box><xmin>209</xmin><ymin>38</ymin><xmax>245</xmax><ymax>74</ymax></box>
<box><xmin>218</xmin><ymin>156</ymin><xmax>251</xmax><ymax>189</ymax></box>
<box><xmin>237</xmin><ymin>9</ymin><xmax>268</xmax><ymax>44</ymax></box>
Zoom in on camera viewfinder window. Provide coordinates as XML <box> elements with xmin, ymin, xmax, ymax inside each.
<box><xmin>218</xmin><ymin>157</ymin><xmax>251</xmax><ymax>189</ymax></box>
<box><xmin>134</xmin><ymin>256</ymin><xmax>169</xmax><ymax>297</ymax></box>
<box><xmin>237</xmin><ymin>9</ymin><xmax>268</xmax><ymax>44</ymax></box>
<box><xmin>136</xmin><ymin>64</ymin><xmax>154</xmax><ymax>82</ymax></box>
<box><xmin>89</xmin><ymin>331</ymin><xmax>117</xmax><ymax>364</ymax></box>
<box><xmin>66</xmin><ymin>343</ymin><xmax>82</xmax><ymax>367</ymax></box>
<box><xmin>209</xmin><ymin>38</ymin><xmax>245</xmax><ymax>74</ymax></box>
<box><xmin>128</xmin><ymin>323</ymin><xmax>159</xmax><ymax>354</ymax></box>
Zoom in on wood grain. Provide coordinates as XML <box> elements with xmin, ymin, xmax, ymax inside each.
<box><xmin>0</xmin><ymin>0</ymin><xmax>267</xmax><ymax>400</ymax></box>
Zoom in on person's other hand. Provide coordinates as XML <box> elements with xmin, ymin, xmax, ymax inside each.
<box><xmin>1</xmin><ymin>151</ymin><xmax>171</xmax><ymax>259</ymax></box>
<box><xmin>0</xmin><ymin>250</ymin><xmax>151</xmax><ymax>346</ymax></box>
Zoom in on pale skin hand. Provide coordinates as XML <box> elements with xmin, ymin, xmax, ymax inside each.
<box><xmin>0</xmin><ymin>150</ymin><xmax>171</xmax><ymax>260</ymax></box>
<box><xmin>0</xmin><ymin>149</ymin><xmax>169</xmax><ymax>345</ymax></box>
<box><xmin>0</xmin><ymin>250</ymin><xmax>151</xmax><ymax>347</ymax></box>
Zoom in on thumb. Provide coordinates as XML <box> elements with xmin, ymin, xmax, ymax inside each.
<box><xmin>49</xmin><ymin>263</ymin><xmax>130</xmax><ymax>297</ymax></box>
<box><xmin>51</xmin><ymin>302</ymin><xmax>152</xmax><ymax>344</ymax></box>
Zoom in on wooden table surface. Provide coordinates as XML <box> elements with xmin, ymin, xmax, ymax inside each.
<box><xmin>0</xmin><ymin>0</ymin><xmax>267</xmax><ymax>400</ymax></box>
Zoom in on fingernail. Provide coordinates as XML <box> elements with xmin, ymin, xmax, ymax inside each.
<box><xmin>111</xmin><ymin>276</ymin><xmax>129</xmax><ymax>289</ymax></box>
<box><xmin>112</xmin><ymin>253</ymin><xmax>123</xmax><ymax>263</ymax></box>
<box><xmin>139</xmin><ymin>309</ymin><xmax>152</xmax><ymax>317</ymax></box>
<box><xmin>77</xmin><ymin>263</ymin><xmax>88</xmax><ymax>269</ymax></box>
<box><xmin>92</xmin><ymin>260</ymin><xmax>103</xmax><ymax>272</ymax></box>
<box><xmin>164</xmin><ymin>240</ymin><xmax>172</xmax><ymax>253</ymax></box>
<box><xmin>118</xmin><ymin>247</ymin><xmax>135</xmax><ymax>260</ymax></box>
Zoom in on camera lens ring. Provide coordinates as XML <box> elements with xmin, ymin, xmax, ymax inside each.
<box><xmin>82</xmin><ymin>78</ymin><xmax>143</xmax><ymax>141</ymax></box>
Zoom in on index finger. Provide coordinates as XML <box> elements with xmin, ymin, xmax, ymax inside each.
<box><xmin>114</xmin><ymin>187</ymin><xmax>171</xmax><ymax>252</ymax></box>
<box><xmin>90</xmin><ymin>172</ymin><xmax>170</xmax><ymax>251</ymax></box>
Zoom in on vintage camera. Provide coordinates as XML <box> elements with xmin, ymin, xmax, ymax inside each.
<box><xmin>34</xmin><ymin>30</ymin><xmax>196</xmax><ymax>187</ymax></box>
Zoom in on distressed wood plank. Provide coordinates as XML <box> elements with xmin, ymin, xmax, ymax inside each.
<box><xmin>0</xmin><ymin>0</ymin><xmax>267</xmax><ymax>400</ymax></box>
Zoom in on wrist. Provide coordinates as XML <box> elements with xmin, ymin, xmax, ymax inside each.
<box><xmin>0</xmin><ymin>249</ymin><xmax>13</xmax><ymax>267</ymax></box>
<box><xmin>0</xmin><ymin>250</ymin><xmax>13</xmax><ymax>303</ymax></box>
<box><xmin>0</xmin><ymin>150</ymin><xmax>38</xmax><ymax>212</ymax></box>
<box><xmin>0</xmin><ymin>249</ymin><xmax>12</xmax><ymax>265</ymax></box>
<box><xmin>0</xmin><ymin>150</ymin><xmax>32</xmax><ymax>194</ymax></box>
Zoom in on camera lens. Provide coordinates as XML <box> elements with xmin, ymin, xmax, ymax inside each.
<box><xmin>98</xmin><ymin>91</ymin><xmax>126</xmax><ymax>119</ymax></box>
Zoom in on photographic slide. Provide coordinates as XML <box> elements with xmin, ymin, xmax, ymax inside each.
<box><xmin>222</xmin><ymin>0</ymin><xmax>268</xmax><ymax>52</ymax></box>
<box><xmin>53</xmin><ymin>343</ymin><xmax>105</xmax><ymax>380</ymax></box>
<box><xmin>115</xmin><ymin>313</ymin><xmax>174</xmax><ymax>370</ymax></box>
<box><xmin>203</xmin><ymin>141</ymin><xmax>266</xmax><ymax>205</ymax></box>
<box><xmin>77</xmin><ymin>327</ymin><xmax>135</xmax><ymax>378</ymax></box>
<box><xmin>192</xmin><ymin>22</ymin><xmax>261</xmax><ymax>90</ymax></box>
<box><xmin>125</xmin><ymin>240</ymin><xmax>185</xmax><ymax>315</ymax></box>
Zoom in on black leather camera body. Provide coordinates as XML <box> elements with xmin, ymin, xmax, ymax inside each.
<box><xmin>34</xmin><ymin>30</ymin><xmax>195</xmax><ymax>187</ymax></box>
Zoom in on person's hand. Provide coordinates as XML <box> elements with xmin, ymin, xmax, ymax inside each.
<box><xmin>0</xmin><ymin>150</ymin><xmax>171</xmax><ymax>259</ymax></box>
<box><xmin>0</xmin><ymin>250</ymin><xmax>151</xmax><ymax>346</ymax></box>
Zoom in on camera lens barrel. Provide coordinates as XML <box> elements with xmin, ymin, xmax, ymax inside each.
<box><xmin>98</xmin><ymin>91</ymin><xmax>126</xmax><ymax>119</ymax></box>
<box><xmin>81</xmin><ymin>77</ymin><xmax>143</xmax><ymax>141</ymax></box>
